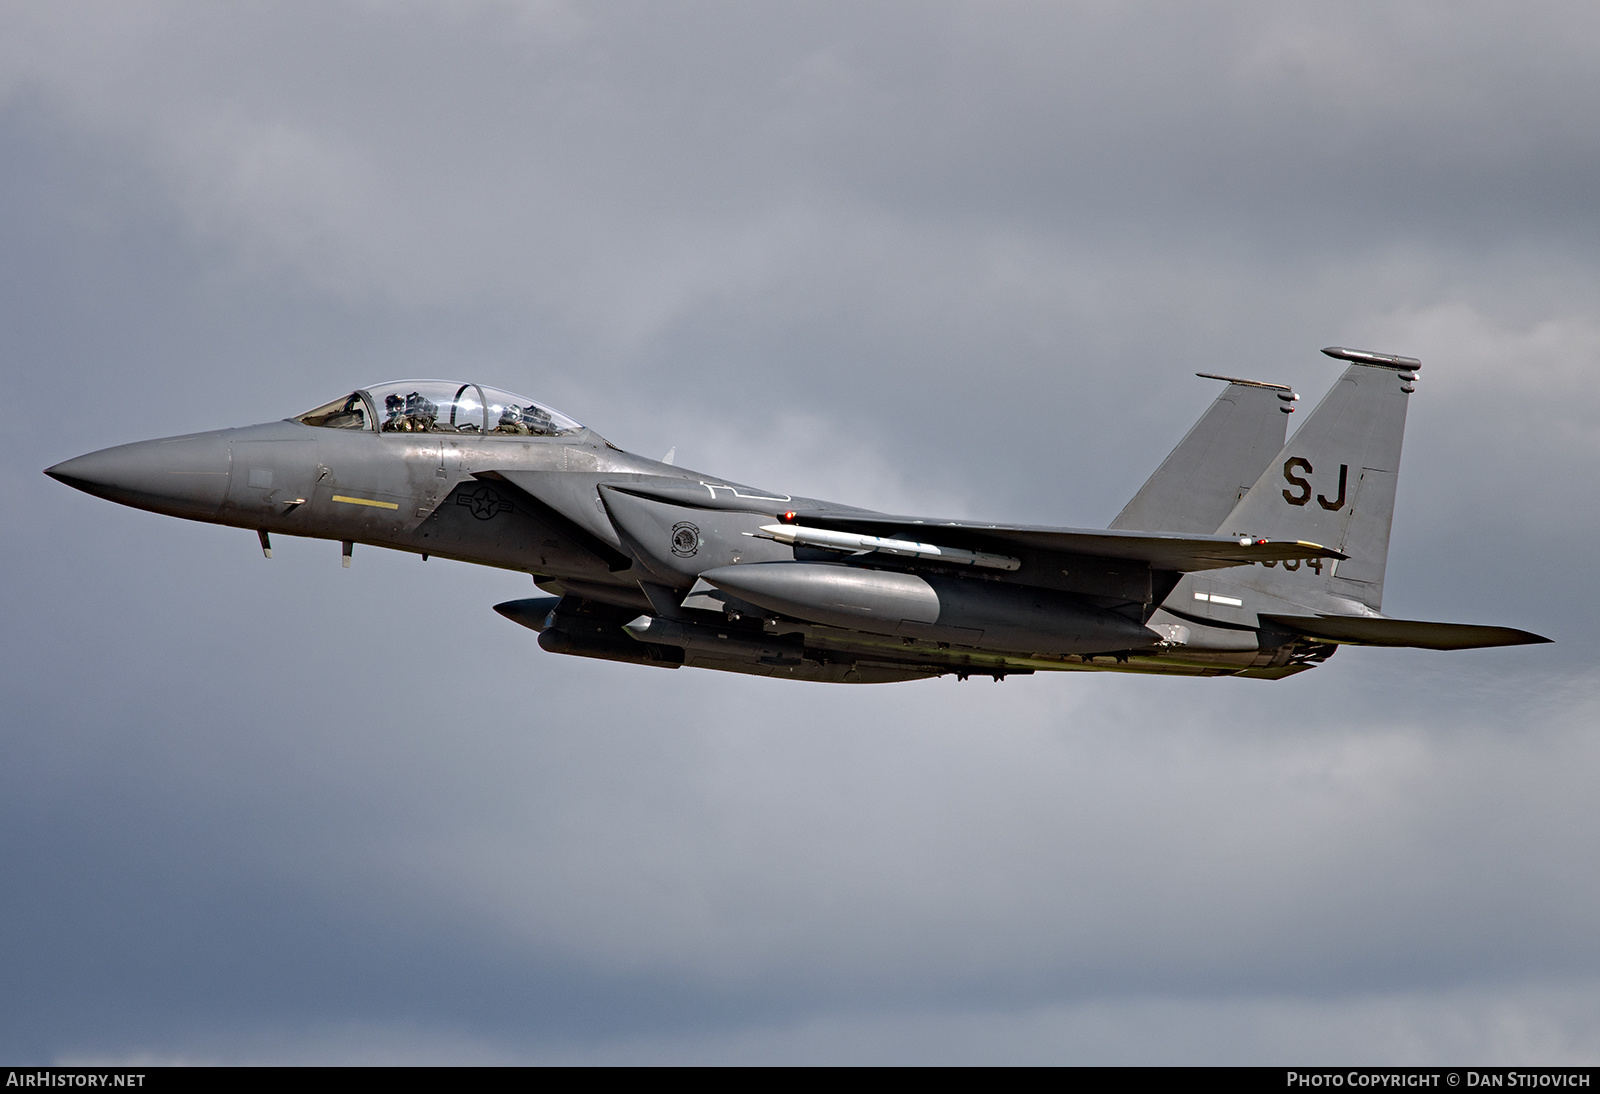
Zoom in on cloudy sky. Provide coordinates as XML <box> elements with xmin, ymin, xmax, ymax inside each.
<box><xmin>3</xmin><ymin>0</ymin><xmax>1598</xmax><ymax>1064</ymax></box>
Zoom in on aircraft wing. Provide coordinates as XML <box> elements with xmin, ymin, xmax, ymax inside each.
<box><xmin>508</xmin><ymin>474</ymin><xmax>1343</xmax><ymax>574</ymax></box>
<box><xmin>1259</xmin><ymin>614</ymin><xmax>1551</xmax><ymax>650</ymax></box>
<box><xmin>785</xmin><ymin>512</ymin><xmax>1344</xmax><ymax>572</ymax></box>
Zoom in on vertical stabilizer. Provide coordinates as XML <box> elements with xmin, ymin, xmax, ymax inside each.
<box><xmin>1111</xmin><ymin>375</ymin><xmax>1296</xmax><ymax>533</ymax></box>
<box><xmin>1218</xmin><ymin>348</ymin><xmax>1419</xmax><ymax>611</ymax></box>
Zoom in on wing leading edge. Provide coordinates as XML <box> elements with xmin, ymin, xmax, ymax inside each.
<box><xmin>781</xmin><ymin>512</ymin><xmax>1344</xmax><ymax>572</ymax></box>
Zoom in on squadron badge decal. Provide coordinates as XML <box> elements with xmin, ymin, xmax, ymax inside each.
<box><xmin>671</xmin><ymin>521</ymin><xmax>701</xmax><ymax>557</ymax></box>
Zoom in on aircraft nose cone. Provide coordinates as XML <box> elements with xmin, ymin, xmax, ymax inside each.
<box><xmin>45</xmin><ymin>432</ymin><xmax>232</xmax><ymax>518</ymax></box>
<box><xmin>45</xmin><ymin>449</ymin><xmax>138</xmax><ymax>492</ymax></box>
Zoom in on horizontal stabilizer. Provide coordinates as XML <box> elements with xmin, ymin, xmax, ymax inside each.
<box><xmin>1260</xmin><ymin>614</ymin><xmax>1550</xmax><ymax>650</ymax></box>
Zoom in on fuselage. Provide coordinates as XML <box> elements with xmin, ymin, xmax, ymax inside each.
<box><xmin>45</xmin><ymin>396</ymin><xmax>1324</xmax><ymax>684</ymax></box>
<box><xmin>48</xmin><ymin>356</ymin><xmax>1548</xmax><ymax>683</ymax></box>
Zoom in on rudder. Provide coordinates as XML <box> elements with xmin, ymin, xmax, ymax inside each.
<box><xmin>1217</xmin><ymin>347</ymin><xmax>1420</xmax><ymax>611</ymax></box>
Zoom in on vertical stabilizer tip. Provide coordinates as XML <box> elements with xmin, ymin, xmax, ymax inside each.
<box><xmin>1322</xmin><ymin>347</ymin><xmax>1422</xmax><ymax>371</ymax></box>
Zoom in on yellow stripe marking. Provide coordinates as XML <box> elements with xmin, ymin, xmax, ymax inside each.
<box><xmin>331</xmin><ymin>494</ymin><xmax>399</xmax><ymax>510</ymax></box>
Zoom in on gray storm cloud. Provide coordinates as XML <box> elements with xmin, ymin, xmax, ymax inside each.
<box><xmin>1</xmin><ymin>0</ymin><xmax>1596</xmax><ymax>1064</ymax></box>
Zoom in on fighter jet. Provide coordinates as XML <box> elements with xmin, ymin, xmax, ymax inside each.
<box><xmin>45</xmin><ymin>347</ymin><xmax>1548</xmax><ymax>683</ymax></box>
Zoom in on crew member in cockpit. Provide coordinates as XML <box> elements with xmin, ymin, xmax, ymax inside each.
<box><xmin>494</xmin><ymin>405</ymin><xmax>532</xmax><ymax>435</ymax></box>
<box><xmin>384</xmin><ymin>392</ymin><xmax>443</xmax><ymax>432</ymax></box>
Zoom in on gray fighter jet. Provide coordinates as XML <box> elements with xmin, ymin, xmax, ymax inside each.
<box><xmin>45</xmin><ymin>347</ymin><xmax>1547</xmax><ymax>683</ymax></box>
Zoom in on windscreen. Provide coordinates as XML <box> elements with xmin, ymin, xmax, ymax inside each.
<box><xmin>295</xmin><ymin>392</ymin><xmax>370</xmax><ymax>430</ymax></box>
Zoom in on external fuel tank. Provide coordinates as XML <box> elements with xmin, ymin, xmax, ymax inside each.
<box><xmin>699</xmin><ymin>562</ymin><xmax>1159</xmax><ymax>656</ymax></box>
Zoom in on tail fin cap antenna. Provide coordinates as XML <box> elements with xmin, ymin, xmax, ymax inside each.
<box><xmin>1323</xmin><ymin>346</ymin><xmax>1422</xmax><ymax>372</ymax></box>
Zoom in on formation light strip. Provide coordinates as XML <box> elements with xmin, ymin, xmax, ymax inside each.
<box><xmin>331</xmin><ymin>494</ymin><xmax>399</xmax><ymax>510</ymax></box>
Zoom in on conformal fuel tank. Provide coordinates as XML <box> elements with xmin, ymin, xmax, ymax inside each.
<box><xmin>699</xmin><ymin>562</ymin><xmax>1159</xmax><ymax>656</ymax></box>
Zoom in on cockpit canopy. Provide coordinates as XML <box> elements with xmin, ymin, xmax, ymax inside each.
<box><xmin>295</xmin><ymin>381</ymin><xmax>583</xmax><ymax>437</ymax></box>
